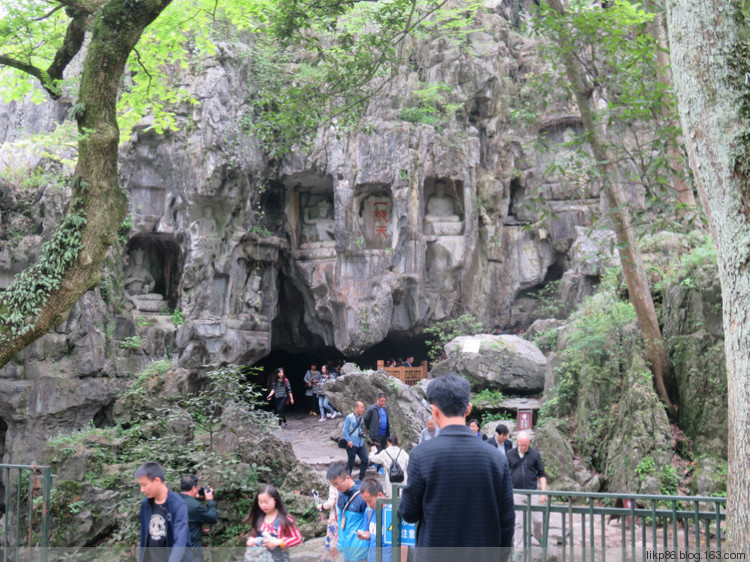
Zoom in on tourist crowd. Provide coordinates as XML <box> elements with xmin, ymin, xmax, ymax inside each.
<box><xmin>135</xmin><ymin>372</ymin><xmax>546</xmax><ymax>562</ymax></box>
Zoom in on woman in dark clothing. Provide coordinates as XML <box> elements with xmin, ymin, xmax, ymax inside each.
<box><xmin>267</xmin><ymin>368</ymin><xmax>293</xmax><ymax>428</ymax></box>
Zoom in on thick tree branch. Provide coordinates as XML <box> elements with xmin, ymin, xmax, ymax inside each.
<box><xmin>47</xmin><ymin>16</ymin><xmax>87</xmax><ymax>84</ymax></box>
<box><xmin>54</xmin><ymin>0</ymin><xmax>102</xmax><ymax>16</ymax></box>
<box><xmin>0</xmin><ymin>55</ymin><xmax>57</xmax><ymax>97</ymax></box>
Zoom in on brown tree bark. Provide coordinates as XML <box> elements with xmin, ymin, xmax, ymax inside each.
<box><xmin>0</xmin><ymin>0</ymin><xmax>172</xmax><ymax>367</ymax></box>
<box><xmin>668</xmin><ymin>0</ymin><xmax>750</xmax><ymax>552</ymax></box>
<box><xmin>547</xmin><ymin>0</ymin><xmax>677</xmax><ymax>417</ymax></box>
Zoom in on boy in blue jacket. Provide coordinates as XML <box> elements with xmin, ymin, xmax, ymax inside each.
<box><xmin>136</xmin><ymin>462</ymin><xmax>192</xmax><ymax>562</ymax></box>
<box><xmin>327</xmin><ymin>461</ymin><xmax>369</xmax><ymax>562</ymax></box>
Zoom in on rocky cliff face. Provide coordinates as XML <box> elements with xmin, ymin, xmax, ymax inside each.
<box><xmin>0</xmin><ymin>4</ymin><xmax>610</xmax><ymax>461</ymax></box>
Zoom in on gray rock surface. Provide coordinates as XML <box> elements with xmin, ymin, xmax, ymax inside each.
<box><xmin>432</xmin><ymin>334</ymin><xmax>546</xmax><ymax>393</ymax></box>
<box><xmin>323</xmin><ymin>369</ymin><xmax>430</xmax><ymax>448</ymax></box>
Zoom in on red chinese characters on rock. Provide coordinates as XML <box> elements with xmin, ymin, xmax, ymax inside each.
<box><xmin>374</xmin><ymin>202</ymin><xmax>389</xmax><ymax>238</ymax></box>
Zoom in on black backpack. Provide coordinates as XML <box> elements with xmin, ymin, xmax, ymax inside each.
<box><xmin>386</xmin><ymin>450</ymin><xmax>404</xmax><ymax>483</ymax></box>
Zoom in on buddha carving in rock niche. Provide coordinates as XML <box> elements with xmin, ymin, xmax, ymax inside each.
<box><xmin>302</xmin><ymin>198</ymin><xmax>335</xmax><ymax>242</ymax></box>
<box><xmin>124</xmin><ymin>248</ymin><xmax>155</xmax><ymax>297</ymax></box>
<box><xmin>424</xmin><ymin>180</ymin><xmax>463</xmax><ymax>236</ymax></box>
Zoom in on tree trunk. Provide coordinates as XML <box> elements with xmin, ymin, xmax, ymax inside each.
<box><xmin>645</xmin><ymin>8</ymin><xmax>695</xmax><ymax>208</ymax></box>
<box><xmin>0</xmin><ymin>0</ymin><xmax>171</xmax><ymax>367</ymax></box>
<box><xmin>547</xmin><ymin>0</ymin><xmax>677</xmax><ymax>417</ymax></box>
<box><xmin>667</xmin><ymin>1</ymin><xmax>750</xmax><ymax>552</ymax></box>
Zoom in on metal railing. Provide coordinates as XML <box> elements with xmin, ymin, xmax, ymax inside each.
<box><xmin>514</xmin><ymin>490</ymin><xmax>726</xmax><ymax>561</ymax></box>
<box><xmin>374</xmin><ymin>486</ymin><xmax>727</xmax><ymax>562</ymax></box>
<box><xmin>0</xmin><ymin>464</ymin><xmax>51</xmax><ymax>562</ymax></box>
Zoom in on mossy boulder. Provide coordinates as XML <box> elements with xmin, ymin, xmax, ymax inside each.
<box><xmin>689</xmin><ymin>456</ymin><xmax>727</xmax><ymax>497</ymax></box>
<box><xmin>324</xmin><ymin>369</ymin><xmax>430</xmax><ymax>448</ymax></box>
<box><xmin>662</xmin><ymin>244</ymin><xmax>727</xmax><ymax>457</ymax></box>
<box><xmin>603</xmin><ymin>357</ymin><xmax>672</xmax><ymax>494</ymax></box>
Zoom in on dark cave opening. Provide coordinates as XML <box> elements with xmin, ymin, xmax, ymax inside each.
<box><xmin>252</xmin><ymin>335</ymin><xmax>431</xmax><ymax>413</ymax></box>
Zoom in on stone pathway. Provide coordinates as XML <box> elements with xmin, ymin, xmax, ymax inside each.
<box><xmin>274</xmin><ymin>411</ymin><xmax>348</xmax><ymax>471</ymax></box>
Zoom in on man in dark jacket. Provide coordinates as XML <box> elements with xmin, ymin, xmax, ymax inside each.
<box><xmin>399</xmin><ymin>374</ymin><xmax>514</xmax><ymax>562</ymax></box>
<box><xmin>179</xmin><ymin>475</ymin><xmax>218</xmax><ymax>561</ymax></box>
<box><xmin>488</xmin><ymin>424</ymin><xmax>513</xmax><ymax>457</ymax></box>
<box><xmin>506</xmin><ymin>430</ymin><xmax>547</xmax><ymax>552</ymax></box>
<box><xmin>136</xmin><ymin>462</ymin><xmax>191</xmax><ymax>562</ymax></box>
<box><xmin>363</xmin><ymin>393</ymin><xmax>390</xmax><ymax>451</ymax></box>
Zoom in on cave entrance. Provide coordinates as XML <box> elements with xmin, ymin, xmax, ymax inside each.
<box><xmin>251</xmin><ymin>334</ymin><xmax>431</xmax><ymax>413</ymax></box>
<box><xmin>253</xmin><ymin>347</ymin><xmax>345</xmax><ymax>413</ymax></box>
<box><xmin>124</xmin><ymin>234</ymin><xmax>182</xmax><ymax>309</ymax></box>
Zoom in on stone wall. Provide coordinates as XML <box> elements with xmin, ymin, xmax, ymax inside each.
<box><xmin>0</xmin><ymin>5</ymin><xmax>615</xmax><ymax>461</ymax></box>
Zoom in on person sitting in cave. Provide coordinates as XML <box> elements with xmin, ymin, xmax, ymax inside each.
<box><xmin>327</xmin><ymin>359</ymin><xmax>340</xmax><ymax>378</ymax></box>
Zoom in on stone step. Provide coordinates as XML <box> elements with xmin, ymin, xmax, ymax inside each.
<box><xmin>135</xmin><ymin>298</ymin><xmax>168</xmax><ymax>312</ymax></box>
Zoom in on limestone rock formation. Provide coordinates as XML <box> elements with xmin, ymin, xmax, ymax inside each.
<box><xmin>603</xmin><ymin>358</ymin><xmax>673</xmax><ymax>494</ymax></box>
<box><xmin>431</xmin><ymin>334</ymin><xmax>546</xmax><ymax>393</ymax></box>
<box><xmin>323</xmin><ymin>368</ymin><xmax>431</xmax><ymax>447</ymax></box>
<box><xmin>661</xmin><ymin>241</ymin><xmax>727</xmax><ymax>455</ymax></box>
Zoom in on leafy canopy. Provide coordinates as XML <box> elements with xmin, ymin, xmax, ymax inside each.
<box><xmin>0</xmin><ymin>0</ymin><xmax>479</xmax><ymax>149</ymax></box>
<box><xmin>521</xmin><ymin>0</ymin><xmax>696</xmax><ymax>232</ymax></box>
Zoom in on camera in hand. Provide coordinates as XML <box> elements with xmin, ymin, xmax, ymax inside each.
<box><xmin>197</xmin><ymin>486</ymin><xmax>213</xmax><ymax>499</ymax></box>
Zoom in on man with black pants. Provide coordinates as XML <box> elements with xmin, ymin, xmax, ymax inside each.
<box><xmin>507</xmin><ymin>430</ymin><xmax>547</xmax><ymax>553</ymax></box>
<box><xmin>363</xmin><ymin>393</ymin><xmax>390</xmax><ymax>452</ymax></box>
<box><xmin>343</xmin><ymin>401</ymin><xmax>368</xmax><ymax>481</ymax></box>
<box><xmin>179</xmin><ymin>475</ymin><xmax>218</xmax><ymax>561</ymax></box>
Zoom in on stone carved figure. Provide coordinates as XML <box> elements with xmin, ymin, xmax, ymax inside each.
<box><xmin>424</xmin><ymin>180</ymin><xmax>463</xmax><ymax>236</ymax></box>
<box><xmin>302</xmin><ymin>198</ymin><xmax>335</xmax><ymax>242</ymax></box>
<box><xmin>123</xmin><ymin>248</ymin><xmax>161</xmax><ymax>311</ymax></box>
<box><xmin>124</xmin><ymin>248</ymin><xmax>155</xmax><ymax>297</ymax></box>
<box><xmin>243</xmin><ymin>274</ymin><xmax>263</xmax><ymax>314</ymax></box>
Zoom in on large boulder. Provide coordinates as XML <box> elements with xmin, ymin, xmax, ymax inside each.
<box><xmin>323</xmin><ymin>368</ymin><xmax>430</xmax><ymax>448</ymax></box>
<box><xmin>431</xmin><ymin>334</ymin><xmax>546</xmax><ymax>393</ymax></box>
<box><xmin>49</xmin><ymin>480</ymin><xmax>118</xmax><ymax>547</ymax></box>
<box><xmin>212</xmin><ymin>405</ymin><xmax>298</xmax><ymax>486</ymax></box>
<box><xmin>602</xmin><ymin>357</ymin><xmax>673</xmax><ymax>494</ymax></box>
<box><xmin>532</xmin><ymin>420</ymin><xmax>599</xmax><ymax>492</ymax></box>
<box><xmin>661</xmin><ymin>240</ymin><xmax>727</xmax><ymax>457</ymax></box>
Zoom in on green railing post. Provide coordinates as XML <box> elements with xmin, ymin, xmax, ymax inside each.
<box><xmin>0</xmin><ymin>463</ymin><xmax>52</xmax><ymax>561</ymax></box>
<box><xmin>375</xmin><ymin>496</ymin><xmax>386</xmax><ymax>562</ymax></box>
<box><xmin>392</xmin><ymin>483</ymin><xmax>401</xmax><ymax>562</ymax></box>
<box><xmin>715</xmin><ymin>500</ymin><xmax>722</xmax><ymax>550</ymax></box>
<box><xmin>588</xmin><ymin>496</ymin><xmax>595</xmax><ymax>562</ymax></box>
<box><xmin>41</xmin><ymin>466</ymin><xmax>51</xmax><ymax>562</ymax></box>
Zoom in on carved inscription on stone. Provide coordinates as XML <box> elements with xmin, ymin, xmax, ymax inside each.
<box><xmin>360</xmin><ymin>195</ymin><xmax>393</xmax><ymax>248</ymax></box>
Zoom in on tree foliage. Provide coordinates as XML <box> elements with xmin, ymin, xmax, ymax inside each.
<box><xmin>527</xmin><ymin>0</ymin><xmax>695</xmax><ymax>230</ymax></box>
<box><xmin>520</xmin><ymin>0</ymin><xmax>682</xmax><ymax>415</ymax></box>
<box><xmin>0</xmin><ymin>0</ymin><xmax>475</xmax><ymax>368</ymax></box>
